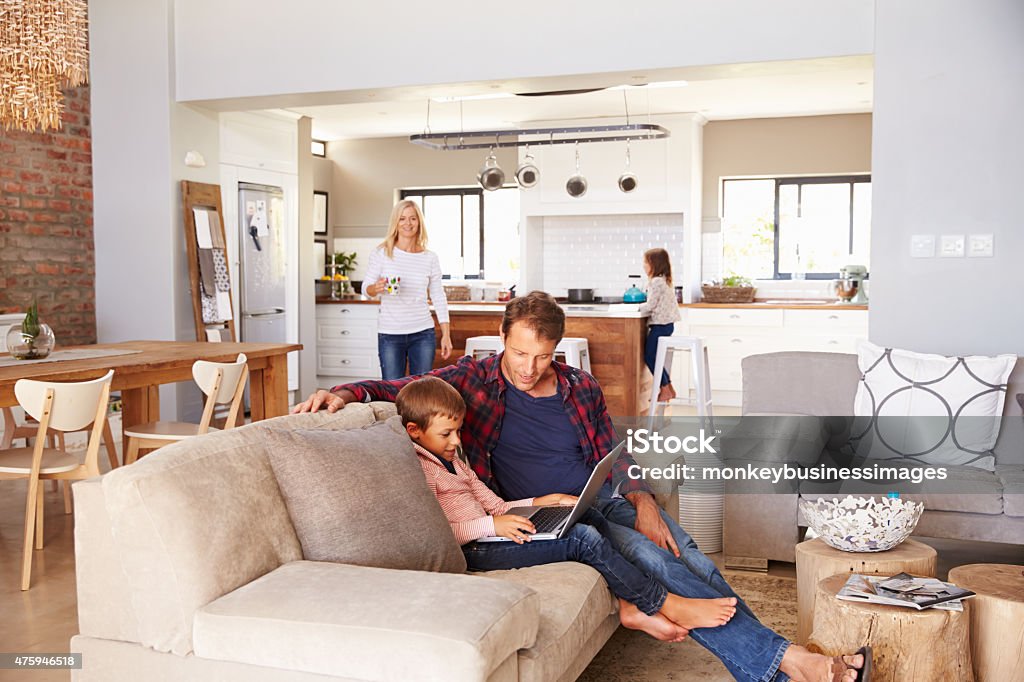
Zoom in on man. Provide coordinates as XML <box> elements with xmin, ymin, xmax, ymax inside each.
<box><xmin>295</xmin><ymin>291</ymin><xmax>868</xmax><ymax>682</ymax></box>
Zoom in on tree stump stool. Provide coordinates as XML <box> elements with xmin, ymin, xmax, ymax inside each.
<box><xmin>809</xmin><ymin>573</ymin><xmax>974</xmax><ymax>681</ymax></box>
<box><xmin>794</xmin><ymin>538</ymin><xmax>936</xmax><ymax>644</ymax></box>
<box><xmin>948</xmin><ymin>563</ymin><xmax>1024</xmax><ymax>681</ymax></box>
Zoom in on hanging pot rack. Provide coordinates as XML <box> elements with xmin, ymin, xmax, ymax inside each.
<box><xmin>409</xmin><ymin>123</ymin><xmax>669</xmax><ymax>151</ymax></box>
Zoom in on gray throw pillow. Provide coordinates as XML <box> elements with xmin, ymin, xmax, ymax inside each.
<box><xmin>264</xmin><ymin>418</ymin><xmax>466</xmax><ymax>573</ymax></box>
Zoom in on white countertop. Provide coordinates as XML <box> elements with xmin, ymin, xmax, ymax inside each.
<box><xmin>445</xmin><ymin>303</ymin><xmax>649</xmax><ymax>318</ymax></box>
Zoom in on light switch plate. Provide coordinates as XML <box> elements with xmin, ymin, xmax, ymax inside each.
<box><xmin>939</xmin><ymin>234</ymin><xmax>965</xmax><ymax>258</ymax></box>
<box><xmin>968</xmin><ymin>233</ymin><xmax>994</xmax><ymax>257</ymax></box>
<box><xmin>910</xmin><ymin>234</ymin><xmax>935</xmax><ymax>258</ymax></box>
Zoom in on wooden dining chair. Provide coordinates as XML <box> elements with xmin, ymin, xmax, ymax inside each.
<box><xmin>123</xmin><ymin>354</ymin><xmax>249</xmax><ymax>465</ymax></box>
<box><xmin>0</xmin><ymin>370</ymin><xmax>114</xmax><ymax>590</ymax></box>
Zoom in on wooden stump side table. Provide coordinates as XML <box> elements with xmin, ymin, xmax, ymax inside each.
<box><xmin>794</xmin><ymin>538</ymin><xmax>937</xmax><ymax>644</ymax></box>
<box><xmin>948</xmin><ymin>563</ymin><xmax>1024</xmax><ymax>681</ymax></box>
<box><xmin>809</xmin><ymin>573</ymin><xmax>974</xmax><ymax>681</ymax></box>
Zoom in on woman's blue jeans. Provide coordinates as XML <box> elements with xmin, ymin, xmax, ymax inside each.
<box><xmin>377</xmin><ymin>328</ymin><xmax>436</xmax><ymax>380</ymax></box>
<box><xmin>593</xmin><ymin>495</ymin><xmax>791</xmax><ymax>682</ymax></box>
<box><xmin>645</xmin><ymin>322</ymin><xmax>674</xmax><ymax>387</ymax></box>
<box><xmin>462</xmin><ymin>510</ymin><xmax>668</xmax><ymax>616</ymax></box>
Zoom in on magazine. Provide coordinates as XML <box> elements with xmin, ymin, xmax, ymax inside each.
<box><xmin>836</xmin><ymin>573</ymin><xmax>974</xmax><ymax>612</ymax></box>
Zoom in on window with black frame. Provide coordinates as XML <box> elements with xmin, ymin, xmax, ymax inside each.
<box><xmin>400</xmin><ymin>187</ymin><xmax>520</xmax><ymax>280</ymax></box>
<box><xmin>722</xmin><ymin>175</ymin><xmax>871</xmax><ymax>279</ymax></box>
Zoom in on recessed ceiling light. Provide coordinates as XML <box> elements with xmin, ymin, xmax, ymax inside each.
<box><xmin>431</xmin><ymin>93</ymin><xmax>514</xmax><ymax>103</ymax></box>
<box><xmin>609</xmin><ymin>80</ymin><xmax>688</xmax><ymax>90</ymax></box>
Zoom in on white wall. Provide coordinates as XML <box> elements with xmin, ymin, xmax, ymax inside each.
<box><xmin>91</xmin><ymin>0</ymin><xmax>222</xmax><ymax>419</ymax></box>
<box><xmin>173</xmin><ymin>0</ymin><xmax>874</xmax><ymax>105</ymax></box>
<box><xmin>870</xmin><ymin>0</ymin><xmax>1024</xmax><ymax>355</ymax></box>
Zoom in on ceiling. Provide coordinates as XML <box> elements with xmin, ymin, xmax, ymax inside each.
<box><xmin>282</xmin><ymin>56</ymin><xmax>873</xmax><ymax>141</ymax></box>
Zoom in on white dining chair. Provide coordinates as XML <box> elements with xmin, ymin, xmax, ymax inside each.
<box><xmin>0</xmin><ymin>370</ymin><xmax>114</xmax><ymax>590</ymax></box>
<box><xmin>123</xmin><ymin>354</ymin><xmax>249</xmax><ymax>465</ymax></box>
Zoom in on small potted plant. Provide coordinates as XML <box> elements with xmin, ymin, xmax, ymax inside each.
<box><xmin>6</xmin><ymin>299</ymin><xmax>57</xmax><ymax>359</ymax></box>
<box><xmin>330</xmin><ymin>252</ymin><xmax>358</xmax><ymax>296</ymax></box>
<box><xmin>701</xmin><ymin>274</ymin><xmax>756</xmax><ymax>304</ymax></box>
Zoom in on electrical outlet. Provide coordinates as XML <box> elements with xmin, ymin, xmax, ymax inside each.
<box><xmin>939</xmin><ymin>234</ymin><xmax>965</xmax><ymax>258</ymax></box>
<box><xmin>968</xmin><ymin>234</ymin><xmax>994</xmax><ymax>257</ymax></box>
<box><xmin>910</xmin><ymin>234</ymin><xmax>935</xmax><ymax>258</ymax></box>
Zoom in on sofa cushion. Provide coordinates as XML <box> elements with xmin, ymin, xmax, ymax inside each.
<box><xmin>998</xmin><ymin>465</ymin><xmax>1024</xmax><ymax>517</ymax></box>
<box><xmin>853</xmin><ymin>341</ymin><xmax>1016</xmax><ymax>471</ymax></box>
<box><xmin>721</xmin><ymin>415</ymin><xmax>829</xmax><ymax>467</ymax></box>
<box><xmin>480</xmin><ymin>562</ymin><xmax>618</xmax><ymax>682</ymax></box>
<box><xmin>99</xmin><ymin>404</ymin><xmax>384</xmax><ymax>656</ymax></box>
<box><xmin>194</xmin><ymin>560</ymin><xmax>538</xmax><ymax>682</ymax></box>
<box><xmin>265</xmin><ymin>416</ymin><xmax>466</xmax><ymax>573</ymax></box>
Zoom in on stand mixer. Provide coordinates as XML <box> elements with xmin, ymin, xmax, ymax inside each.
<box><xmin>834</xmin><ymin>265</ymin><xmax>868</xmax><ymax>305</ymax></box>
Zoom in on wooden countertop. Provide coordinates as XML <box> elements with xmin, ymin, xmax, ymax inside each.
<box><xmin>683</xmin><ymin>302</ymin><xmax>868</xmax><ymax>311</ymax></box>
<box><xmin>317</xmin><ymin>297</ymin><xmax>867</xmax><ymax>311</ymax></box>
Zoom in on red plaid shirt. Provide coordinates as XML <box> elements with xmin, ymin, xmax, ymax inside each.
<box><xmin>333</xmin><ymin>354</ymin><xmax>652</xmax><ymax>496</ymax></box>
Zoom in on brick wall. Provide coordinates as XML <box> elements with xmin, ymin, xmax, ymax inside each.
<box><xmin>0</xmin><ymin>85</ymin><xmax>95</xmax><ymax>346</ymax></box>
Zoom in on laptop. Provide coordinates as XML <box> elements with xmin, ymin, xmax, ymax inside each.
<box><xmin>475</xmin><ymin>441</ymin><xmax>624</xmax><ymax>542</ymax></box>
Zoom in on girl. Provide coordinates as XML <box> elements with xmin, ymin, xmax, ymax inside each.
<box><xmin>640</xmin><ymin>248</ymin><xmax>681</xmax><ymax>403</ymax></box>
<box><xmin>363</xmin><ymin>200</ymin><xmax>453</xmax><ymax>379</ymax></box>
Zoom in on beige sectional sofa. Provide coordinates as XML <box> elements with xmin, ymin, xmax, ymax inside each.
<box><xmin>724</xmin><ymin>351</ymin><xmax>1024</xmax><ymax>565</ymax></box>
<box><xmin>71</xmin><ymin>402</ymin><xmax>621</xmax><ymax>681</ymax></box>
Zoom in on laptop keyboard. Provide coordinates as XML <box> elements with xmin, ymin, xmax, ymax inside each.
<box><xmin>530</xmin><ymin>506</ymin><xmax>573</xmax><ymax>534</ymax></box>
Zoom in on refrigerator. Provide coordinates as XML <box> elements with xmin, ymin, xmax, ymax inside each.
<box><xmin>238</xmin><ymin>182</ymin><xmax>287</xmax><ymax>346</ymax></box>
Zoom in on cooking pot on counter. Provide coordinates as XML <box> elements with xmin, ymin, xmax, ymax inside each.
<box><xmin>567</xmin><ymin>288</ymin><xmax>595</xmax><ymax>303</ymax></box>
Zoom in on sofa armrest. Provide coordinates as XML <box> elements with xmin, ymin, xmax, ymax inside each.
<box><xmin>742</xmin><ymin>352</ymin><xmax>860</xmax><ymax>416</ymax></box>
<box><xmin>193</xmin><ymin>560</ymin><xmax>539</xmax><ymax>682</ymax></box>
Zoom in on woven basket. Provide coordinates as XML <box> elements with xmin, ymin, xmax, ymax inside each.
<box><xmin>701</xmin><ymin>285</ymin><xmax>756</xmax><ymax>304</ymax></box>
<box><xmin>443</xmin><ymin>285</ymin><xmax>471</xmax><ymax>302</ymax></box>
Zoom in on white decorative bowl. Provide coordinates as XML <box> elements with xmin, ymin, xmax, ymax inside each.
<box><xmin>799</xmin><ymin>496</ymin><xmax>924</xmax><ymax>553</ymax></box>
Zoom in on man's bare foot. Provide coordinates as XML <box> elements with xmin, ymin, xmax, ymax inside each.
<box><xmin>660</xmin><ymin>595</ymin><xmax>737</xmax><ymax>629</ymax></box>
<box><xmin>780</xmin><ymin>644</ymin><xmax>865</xmax><ymax>682</ymax></box>
<box><xmin>618</xmin><ymin>600</ymin><xmax>689</xmax><ymax>642</ymax></box>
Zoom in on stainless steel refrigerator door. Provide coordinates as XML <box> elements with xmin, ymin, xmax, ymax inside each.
<box><xmin>241</xmin><ymin>311</ymin><xmax>287</xmax><ymax>345</ymax></box>
<box><xmin>239</xmin><ymin>184</ymin><xmax>287</xmax><ymax>318</ymax></box>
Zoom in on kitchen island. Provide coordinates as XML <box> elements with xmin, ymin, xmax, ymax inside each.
<box><xmin>442</xmin><ymin>303</ymin><xmax>652</xmax><ymax>416</ymax></box>
<box><xmin>315</xmin><ymin>298</ymin><xmax>652</xmax><ymax>415</ymax></box>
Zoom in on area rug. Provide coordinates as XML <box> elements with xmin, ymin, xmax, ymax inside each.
<box><xmin>578</xmin><ymin>571</ymin><xmax>797</xmax><ymax>681</ymax></box>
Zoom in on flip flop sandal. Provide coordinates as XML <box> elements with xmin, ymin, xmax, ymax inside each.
<box><xmin>829</xmin><ymin>645</ymin><xmax>873</xmax><ymax>682</ymax></box>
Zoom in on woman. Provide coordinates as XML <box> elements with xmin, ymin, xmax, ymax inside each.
<box><xmin>362</xmin><ymin>200</ymin><xmax>452</xmax><ymax>380</ymax></box>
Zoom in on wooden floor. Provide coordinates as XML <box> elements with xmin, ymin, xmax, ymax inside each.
<box><xmin>2</xmin><ymin>411</ymin><xmax>1022</xmax><ymax>682</ymax></box>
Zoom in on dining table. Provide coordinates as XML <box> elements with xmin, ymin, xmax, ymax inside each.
<box><xmin>0</xmin><ymin>340</ymin><xmax>302</xmax><ymax>450</ymax></box>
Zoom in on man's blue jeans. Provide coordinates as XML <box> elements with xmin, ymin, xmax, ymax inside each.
<box><xmin>462</xmin><ymin>510</ymin><xmax>668</xmax><ymax>616</ymax></box>
<box><xmin>594</xmin><ymin>495</ymin><xmax>791</xmax><ymax>682</ymax></box>
<box><xmin>377</xmin><ymin>328</ymin><xmax>436</xmax><ymax>380</ymax></box>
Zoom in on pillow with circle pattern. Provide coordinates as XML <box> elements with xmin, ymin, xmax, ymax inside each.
<box><xmin>851</xmin><ymin>340</ymin><xmax>1016</xmax><ymax>471</ymax></box>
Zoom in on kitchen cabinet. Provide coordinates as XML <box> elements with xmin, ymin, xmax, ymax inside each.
<box><xmin>315</xmin><ymin>303</ymin><xmax>381</xmax><ymax>381</ymax></box>
<box><xmin>671</xmin><ymin>306</ymin><xmax>868</xmax><ymax>407</ymax></box>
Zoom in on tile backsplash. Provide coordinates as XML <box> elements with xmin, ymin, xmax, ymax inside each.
<box><xmin>542</xmin><ymin>214</ymin><xmax>685</xmax><ymax>298</ymax></box>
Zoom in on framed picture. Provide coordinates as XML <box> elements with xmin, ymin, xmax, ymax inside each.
<box><xmin>314</xmin><ymin>239</ymin><xmax>328</xmax><ymax>276</ymax></box>
<box><xmin>313</xmin><ymin>191</ymin><xmax>329</xmax><ymax>235</ymax></box>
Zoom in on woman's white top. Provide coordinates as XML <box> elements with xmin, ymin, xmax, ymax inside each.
<box><xmin>639</xmin><ymin>276</ymin><xmax>681</xmax><ymax>325</ymax></box>
<box><xmin>362</xmin><ymin>246</ymin><xmax>450</xmax><ymax>334</ymax></box>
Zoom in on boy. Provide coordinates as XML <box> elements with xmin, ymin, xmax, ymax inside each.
<box><xmin>396</xmin><ymin>376</ymin><xmax>738</xmax><ymax>642</ymax></box>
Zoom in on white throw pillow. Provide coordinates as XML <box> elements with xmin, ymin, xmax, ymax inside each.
<box><xmin>852</xmin><ymin>340</ymin><xmax>1015</xmax><ymax>471</ymax></box>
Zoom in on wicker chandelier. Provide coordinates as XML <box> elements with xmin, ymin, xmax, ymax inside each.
<box><xmin>0</xmin><ymin>0</ymin><xmax>89</xmax><ymax>132</ymax></box>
